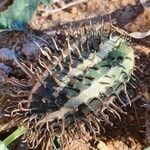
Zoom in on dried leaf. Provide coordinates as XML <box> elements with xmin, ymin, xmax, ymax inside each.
<box><xmin>111</xmin><ymin>24</ymin><xmax>150</xmax><ymax>39</ymax></box>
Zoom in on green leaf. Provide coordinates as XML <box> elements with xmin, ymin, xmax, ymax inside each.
<box><xmin>0</xmin><ymin>141</ymin><xmax>9</xmax><ymax>150</ymax></box>
<box><xmin>0</xmin><ymin>0</ymin><xmax>52</xmax><ymax>30</ymax></box>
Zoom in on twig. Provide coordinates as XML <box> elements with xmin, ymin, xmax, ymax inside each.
<box><xmin>40</xmin><ymin>0</ymin><xmax>88</xmax><ymax>16</ymax></box>
<box><xmin>111</xmin><ymin>24</ymin><xmax>150</xmax><ymax>39</ymax></box>
<box><xmin>0</xmin><ymin>119</ymin><xmax>18</xmax><ymax>132</ymax></box>
<box><xmin>121</xmin><ymin>95</ymin><xmax>143</xmax><ymax>108</ymax></box>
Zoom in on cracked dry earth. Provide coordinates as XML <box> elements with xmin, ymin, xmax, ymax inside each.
<box><xmin>0</xmin><ymin>0</ymin><xmax>150</xmax><ymax>150</ymax></box>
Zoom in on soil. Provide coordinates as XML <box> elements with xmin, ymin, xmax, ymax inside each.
<box><xmin>0</xmin><ymin>0</ymin><xmax>150</xmax><ymax>150</ymax></box>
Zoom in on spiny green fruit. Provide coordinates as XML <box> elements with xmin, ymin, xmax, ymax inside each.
<box><xmin>1</xmin><ymin>27</ymin><xmax>136</xmax><ymax>149</ymax></box>
<box><xmin>35</xmin><ymin>36</ymin><xmax>134</xmax><ymax>124</ymax></box>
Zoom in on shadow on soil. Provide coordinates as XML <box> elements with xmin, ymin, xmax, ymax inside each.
<box><xmin>43</xmin><ymin>2</ymin><xmax>144</xmax><ymax>32</ymax></box>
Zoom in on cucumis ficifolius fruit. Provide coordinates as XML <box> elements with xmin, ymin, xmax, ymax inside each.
<box><xmin>1</xmin><ymin>26</ymin><xmax>137</xmax><ymax>149</ymax></box>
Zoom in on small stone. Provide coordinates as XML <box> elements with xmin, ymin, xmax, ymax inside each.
<box><xmin>0</xmin><ymin>63</ymin><xmax>12</xmax><ymax>74</ymax></box>
<box><xmin>80</xmin><ymin>3</ymin><xmax>87</xmax><ymax>11</ymax></box>
<box><xmin>0</xmin><ymin>69</ymin><xmax>7</xmax><ymax>86</ymax></box>
<box><xmin>21</xmin><ymin>40</ymin><xmax>45</xmax><ymax>60</ymax></box>
<box><xmin>0</xmin><ymin>48</ymin><xmax>14</xmax><ymax>63</ymax></box>
<box><xmin>55</xmin><ymin>0</ymin><xmax>65</xmax><ymax>8</ymax></box>
<box><xmin>97</xmin><ymin>141</ymin><xmax>108</xmax><ymax>150</ymax></box>
<box><xmin>65</xmin><ymin>7</ymin><xmax>77</xmax><ymax>14</ymax></box>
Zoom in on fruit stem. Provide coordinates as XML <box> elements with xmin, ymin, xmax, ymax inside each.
<box><xmin>3</xmin><ymin>126</ymin><xmax>27</xmax><ymax>146</ymax></box>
